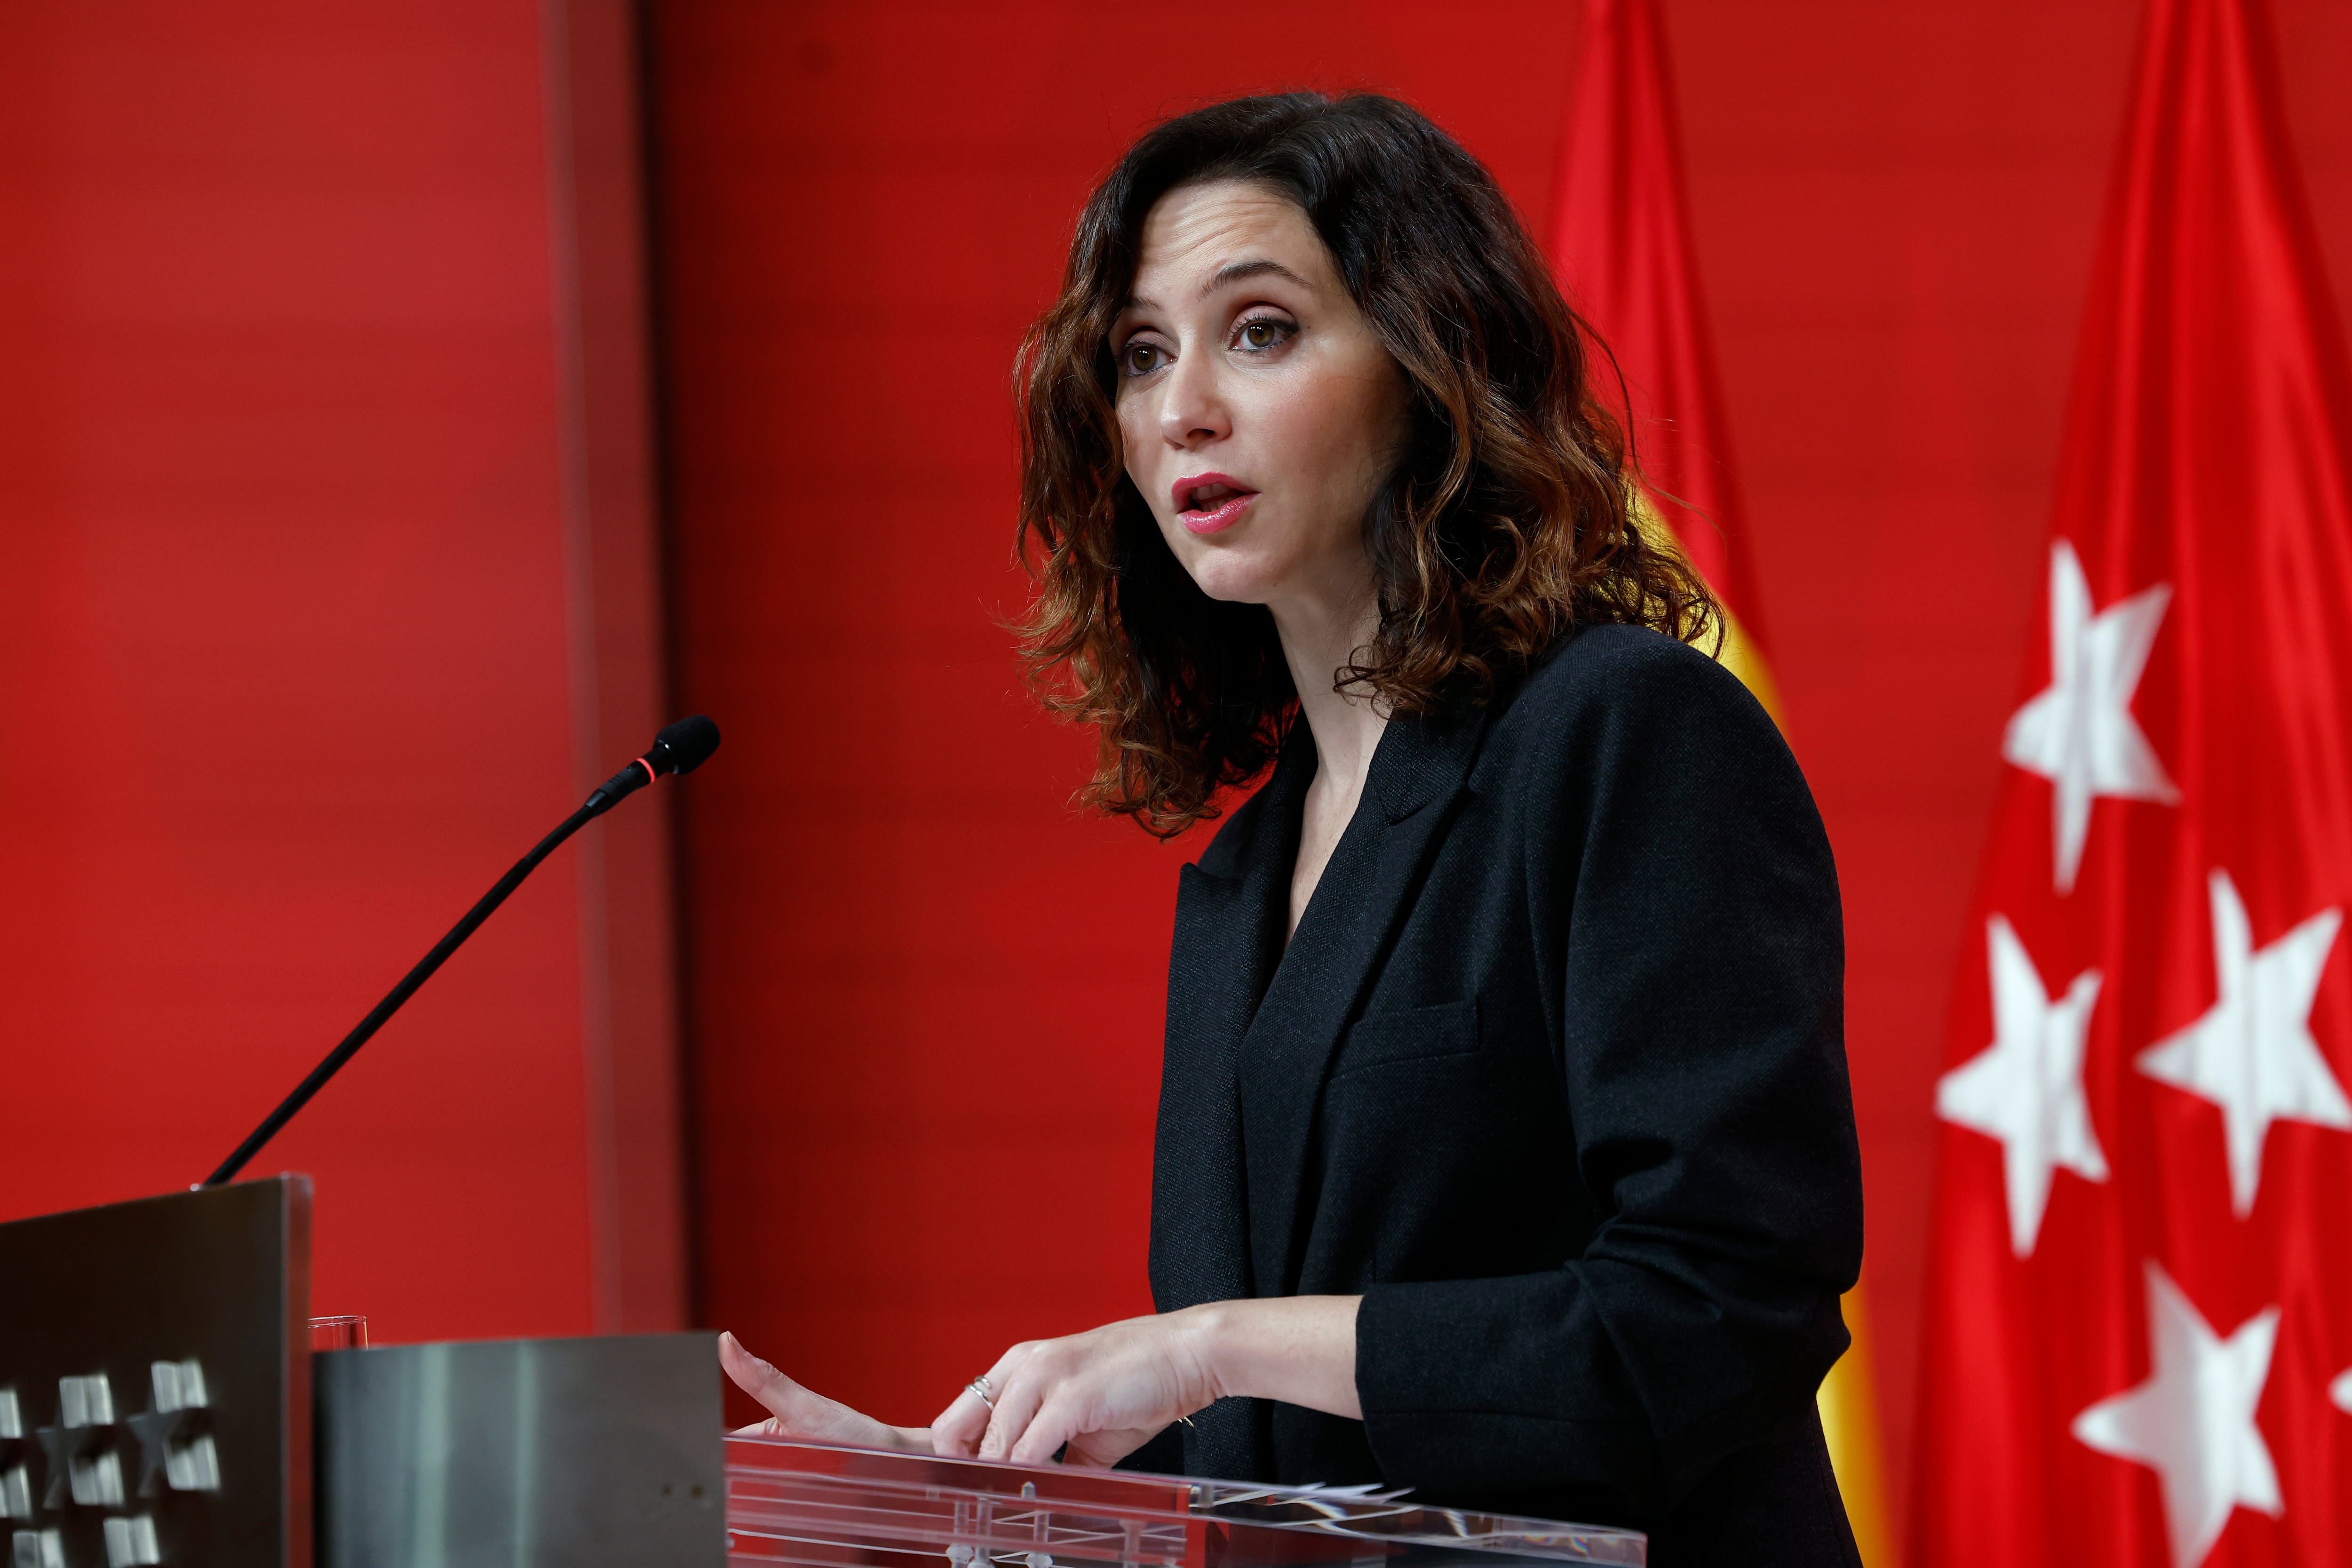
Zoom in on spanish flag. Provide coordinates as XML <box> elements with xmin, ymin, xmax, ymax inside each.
<box><xmin>1549</xmin><ymin>1</ymin><xmax>1893</xmax><ymax>1561</ymax></box>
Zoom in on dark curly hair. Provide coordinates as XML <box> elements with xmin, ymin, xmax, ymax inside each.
<box><xmin>1014</xmin><ymin>91</ymin><xmax>1716</xmax><ymax>837</ymax></box>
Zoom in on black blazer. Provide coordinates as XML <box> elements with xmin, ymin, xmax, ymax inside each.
<box><xmin>1133</xmin><ymin>625</ymin><xmax>1864</xmax><ymax>1568</ymax></box>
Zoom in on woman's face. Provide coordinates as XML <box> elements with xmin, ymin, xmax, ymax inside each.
<box><xmin>1110</xmin><ymin>181</ymin><xmax>1408</xmax><ymax>618</ymax></box>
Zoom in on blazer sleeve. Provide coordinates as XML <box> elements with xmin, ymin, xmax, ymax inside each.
<box><xmin>1353</xmin><ymin>633</ymin><xmax>1863</xmax><ymax>1514</ymax></box>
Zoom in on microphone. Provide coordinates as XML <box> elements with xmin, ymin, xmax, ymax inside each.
<box><xmin>202</xmin><ymin>716</ymin><xmax>723</xmax><ymax>1188</ymax></box>
<box><xmin>582</xmin><ymin>714</ymin><xmax>721</xmax><ymax>814</ymax></box>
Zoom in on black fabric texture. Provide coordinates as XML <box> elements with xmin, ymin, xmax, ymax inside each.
<box><xmin>1146</xmin><ymin>624</ymin><xmax>1864</xmax><ymax>1568</ymax></box>
<box><xmin>1113</xmin><ymin>1424</ymin><xmax>1186</xmax><ymax>1477</ymax></box>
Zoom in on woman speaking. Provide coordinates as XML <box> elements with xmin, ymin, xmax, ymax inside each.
<box><xmin>720</xmin><ymin>92</ymin><xmax>1864</xmax><ymax>1567</ymax></box>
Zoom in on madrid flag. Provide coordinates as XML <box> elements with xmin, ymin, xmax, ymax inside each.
<box><xmin>1914</xmin><ymin>0</ymin><xmax>2352</xmax><ymax>1563</ymax></box>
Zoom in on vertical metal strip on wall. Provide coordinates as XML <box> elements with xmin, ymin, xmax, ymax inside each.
<box><xmin>540</xmin><ymin>0</ymin><xmax>689</xmax><ymax>1334</ymax></box>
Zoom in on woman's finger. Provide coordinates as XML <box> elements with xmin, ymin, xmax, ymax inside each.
<box><xmin>719</xmin><ymin>1331</ymin><xmax>919</xmax><ymax>1448</ymax></box>
<box><xmin>929</xmin><ymin>1385</ymin><xmax>991</xmax><ymax>1458</ymax></box>
<box><xmin>1063</xmin><ymin>1426</ymin><xmax>1158</xmax><ymax>1470</ymax></box>
<box><xmin>1007</xmin><ymin>1395</ymin><xmax>1077</xmax><ymax>1466</ymax></box>
<box><xmin>720</xmin><ymin>1330</ymin><xmax>805</xmax><ymax>1422</ymax></box>
<box><xmin>976</xmin><ymin>1362</ymin><xmax>1049</xmax><ymax>1463</ymax></box>
<box><xmin>934</xmin><ymin>1353</ymin><xmax>1025</xmax><ymax>1457</ymax></box>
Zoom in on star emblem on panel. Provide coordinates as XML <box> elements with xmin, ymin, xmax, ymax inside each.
<box><xmin>3</xmin><ymin>1365</ymin><xmax>219</xmax><ymax>1568</ymax></box>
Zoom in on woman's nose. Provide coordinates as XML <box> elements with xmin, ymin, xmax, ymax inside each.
<box><xmin>1158</xmin><ymin>352</ymin><xmax>1229</xmax><ymax>448</ymax></box>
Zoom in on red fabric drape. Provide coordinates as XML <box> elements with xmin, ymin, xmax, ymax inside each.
<box><xmin>1913</xmin><ymin>0</ymin><xmax>2352</xmax><ymax>1562</ymax></box>
<box><xmin>1549</xmin><ymin>0</ymin><xmax>1768</xmax><ymax>644</ymax></box>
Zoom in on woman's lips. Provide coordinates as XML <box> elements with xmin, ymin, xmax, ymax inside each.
<box><xmin>1181</xmin><ymin>490</ymin><xmax>1255</xmax><ymax>535</ymax></box>
<box><xmin>1174</xmin><ymin>473</ymin><xmax>1258</xmax><ymax>535</ymax></box>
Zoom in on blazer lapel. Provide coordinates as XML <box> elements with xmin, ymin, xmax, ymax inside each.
<box><xmin>1154</xmin><ymin>736</ymin><xmax>1313</xmax><ymax>1485</ymax></box>
<box><xmin>1237</xmin><ymin>705</ymin><xmax>1488</xmax><ymax>1299</ymax></box>
<box><xmin>1150</xmin><ymin>733</ymin><xmax>1311</xmax><ymax>1317</ymax></box>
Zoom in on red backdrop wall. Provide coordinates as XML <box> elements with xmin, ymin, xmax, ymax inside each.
<box><xmin>0</xmin><ymin>0</ymin><xmax>687</xmax><ymax>1341</ymax></box>
<box><xmin>649</xmin><ymin>0</ymin><xmax>2352</xmax><ymax>1528</ymax></box>
<box><xmin>6</xmin><ymin>0</ymin><xmax>2352</xmax><ymax>1545</ymax></box>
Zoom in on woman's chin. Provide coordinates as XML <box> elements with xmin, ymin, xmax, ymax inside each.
<box><xmin>1180</xmin><ymin>555</ymin><xmax>1287</xmax><ymax>608</ymax></box>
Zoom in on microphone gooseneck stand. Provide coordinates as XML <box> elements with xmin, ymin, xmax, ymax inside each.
<box><xmin>202</xmin><ymin>715</ymin><xmax>721</xmax><ymax>1188</ymax></box>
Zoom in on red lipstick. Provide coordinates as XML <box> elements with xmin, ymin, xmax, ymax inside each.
<box><xmin>1173</xmin><ymin>472</ymin><xmax>1258</xmax><ymax>536</ymax></box>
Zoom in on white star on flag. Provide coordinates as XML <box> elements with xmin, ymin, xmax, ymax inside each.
<box><xmin>2001</xmin><ymin>539</ymin><xmax>2178</xmax><ymax>893</ymax></box>
<box><xmin>2332</xmin><ymin>1366</ymin><xmax>2352</xmax><ymax>1415</ymax></box>
<box><xmin>2072</xmin><ymin>1263</ymin><xmax>2282</xmax><ymax>1568</ymax></box>
<box><xmin>1935</xmin><ymin>915</ymin><xmax>2107</xmax><ymax>1255</ymax></box>
<box><xmin>2135</xmin><ymin>868</ymin><xmax>2349</xmax><ymax>1216</ymax></box>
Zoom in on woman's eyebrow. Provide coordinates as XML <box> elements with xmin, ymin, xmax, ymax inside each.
<box><xmin>1117</xmin><ymin>258</ymin><xmax>1310</xmax><ymax>316</ymax></box>
<box><xmin>1201</xmin><ymin>258</ymin><xmax>1309</xmax><ymax>296</ymax></box>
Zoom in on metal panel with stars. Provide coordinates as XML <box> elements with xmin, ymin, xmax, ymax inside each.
<box><xmin>0</xmin><ymin>1178</ymin><xmax>310</xmax><ymax>1568</ymax></box>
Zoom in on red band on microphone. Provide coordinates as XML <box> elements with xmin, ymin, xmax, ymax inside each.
<box><xmin>635</xmin><ymin>758</ymin><xmax>657</xmax><ymax>786</ymax></box>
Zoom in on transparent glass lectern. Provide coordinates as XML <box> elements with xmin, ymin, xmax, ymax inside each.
<box><xmin>0</xmin><ymin>1181</ymin><xmax>1649</xmax><ymax>1568</ymax></box>
<box><xmin>724</xmin><ymin>1437</ymin><xmax>1647</xmax><ymax>1568</ymax></box>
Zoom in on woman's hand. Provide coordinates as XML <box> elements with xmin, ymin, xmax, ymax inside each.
<box><xmin>931</xmin><ymin>1297</ymin><xmax>1362</xmax><ymax>1468</ymax></box>
<box><xmin>930</xmin><ymin>1309</ymin><xmax>1216</xmax><ymax>1467</ymax></box>
<box><xmin>720</xmin><ymin>1331</ymin><xmax>932</xmax><ymax>1452</ymax></box>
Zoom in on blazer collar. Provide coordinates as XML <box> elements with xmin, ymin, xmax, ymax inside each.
<box><xmin>1236</xmin><ymin>700</ymin><xmax>1487</xmax><ymax>1297</ymax></box>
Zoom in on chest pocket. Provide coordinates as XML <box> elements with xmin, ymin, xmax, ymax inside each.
<box><xmin>1329</xmin><ymin>997</ymin><xmax>1480</xmax><ymax>1078</ymax></box>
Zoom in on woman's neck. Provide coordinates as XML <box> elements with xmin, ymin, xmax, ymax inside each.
<box><xmin>1271</xmin><ymin>588</ymin><xmax>1386</xmax><ymax>940</ymax></box>
<box><xmin>1269</xmin><ymin>590</ymin><xmax>1389</xmax><ymax>820</ymax></box>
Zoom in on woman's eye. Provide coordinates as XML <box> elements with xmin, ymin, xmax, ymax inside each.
<box><xmin>1121</xmin><ymin>341</ymin><xmax>1166</xmax><ymax>377</ymax></box>
<box><xmin>1236</xmin><ymin>317</ymin><xmax>1294</xmax><ymax>351</ymax></box>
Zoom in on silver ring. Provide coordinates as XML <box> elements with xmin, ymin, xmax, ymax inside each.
<box><xmin>967</xmin><ymin>1375</ymin><xmax>995</xmax><ymax>1408</ymax></box>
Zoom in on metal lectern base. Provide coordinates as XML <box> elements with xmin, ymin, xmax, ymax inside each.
<box><xmin>314</xmin><ymin>1333</ymin><xmax>724</xmax><ymax>1568</ymax></box>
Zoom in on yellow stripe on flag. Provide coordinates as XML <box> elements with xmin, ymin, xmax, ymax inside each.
<box><xmin>1820</xmin><ymin>1283</ymin><xmax>1895</xmax><ymax>1568</ymax></box>
<box><xmin>1711</xmin><ymin>599</ymin><xmax>1782</xmax><ymax>726</ymax></box>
